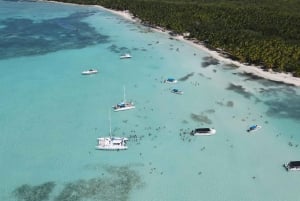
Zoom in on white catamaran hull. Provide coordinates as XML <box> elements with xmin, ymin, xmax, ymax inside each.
<box><xmin>95</xmin><ymin>146</ymin><xmax>128</xmax><ymax>150</ymax></box>
<box><xmin>96</xmin><ymin>137</ymin><xmax>128</xmax><ymax>150</ymax></box>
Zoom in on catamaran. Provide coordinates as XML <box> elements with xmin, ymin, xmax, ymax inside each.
<box><xmin>95</xmin><ymin>112</ymin><xmax>128</xmax><ymax>150</ymax></box>
<box><xmin>112</xmin><ymin>87</ymin><xmax>135</xmax><ymax>112</ymax></box>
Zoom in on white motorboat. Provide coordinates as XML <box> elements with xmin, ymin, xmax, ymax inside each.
<box><xmin>81</xmin><ymin>69</ymin><xmax>98</xmax><ymax>75</ymax></box>
<box><xmin>190</xmin><ymin>128</ymin><xmax>216</xmax><ymax>136</ymax></box>
<box><xmin>284</xmin><ymin>161</ymin><xmax>300</xmax><ymax>171</ymax></box>
<box><xmin>113</xmin><ymin>86</ymin><xmax>135</xmax><ymax>112</ymax></box>
<box><xmin>95</xmin><ymin>112</ymin><xmax>128</xmax><ymax>150</ymax></box>
<box><xmin>164</xmin><ymin>78</ymin><xmax>177</xmax><ymax>83</ymax></box>
<box><xmin>113</xmin><ymin>102</ymin><xmax>135</xmax><ymax>111</ymax></box>
<box><xmin>247</xmin><ymin>125</ymin><xmax>262</xmax><ymax>132</ymax></box>
<box><xmin>120</xmin><ymin>53</ymin><xmax>132</xmax><ymax>59</ymax></box>
<box><xmin>171</xmin><ymin>88</ymin><xmax>183</xmax><ymax>95</ymax></box>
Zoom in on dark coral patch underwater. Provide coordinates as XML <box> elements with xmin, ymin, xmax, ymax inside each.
<box><xmin>201</xmin><ymin>56</ymin><xmax>220</xmax><ymax>67</ymax></box>
<box><xmin>190</xmin><ymin>113</ymin><xmax>213</xmax><ymax>124</ymax></box>
<box><xmin>178</xmin><ymin>72</ymin><xmax>194</xmax><ymax>82</ymax></box>
<box><xmin>226</xmin><ymin>83</ymin><xmax>253</xmax><ymax>99</ymax></box>
<box><xmin>107</xmin><ymin>44</ymin><xmax>130</xmax><ymax>54</ymax></box>
<box><xmin>13</xmin><ymin>182</ymin><xmax>55</xmax><ymax>201</ymax></box>
<box><xmin>12</xmin><ymin>166</ymin><xmax>143</xmax><ymax>201</ymax></box>
<box><xmin>0</xmin><ymin>11</ymin><xmax>109</xmax><ymax>59</ymax></box>
<box><xmin>264</xmin><ymin>96</ymin><xmax>300</xmax><ymax>121</ymax></box>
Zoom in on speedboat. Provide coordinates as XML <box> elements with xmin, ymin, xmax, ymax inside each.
<box><xmin>113</xmin><ymin>86</ymin><xmax>135</xmax><ymax>112</ymax></box>
<box><xmin>120</xmin><ymin>53</ymin><xmax>132</xmax><ymax>59</ymax></box>
<box><xmin>164</xmin><ymin>78</ymin><xmax>177</xmax><ymax>83</ymax></box>
<box><xmin>113</xmin><ymin>101</ymin><xmax>135</xmax><ymax>111</ymax></box>
<box><xmin>81</xmin><ymin>69</ymin><xmax>98</xmax><ymax>75</ymax></box>
<box><xmin>190</xmin><ymin>128</ymin><xmax>216</xmax><ymax>136</ymax></box>
<box><xmin>247</xmin><ymin>125</ymin><xmax>262</xmax><ymax>132</ymax></box>
<box><xmin>171</xmin><ymin>88</ymin><xmax>183</xmax><ymax>95</ymax></box>
<box><xmin>283</xmin><ymin>161</ymin><xmax>300</xmax><ymax>171</ymax></box>
<box><xmin>96</xmin><ymin>137</ymin><xmax>128</xmax><ymax>150</ymax></box>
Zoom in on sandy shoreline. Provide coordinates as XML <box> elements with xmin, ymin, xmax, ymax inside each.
<box><xmin>48</xmin><ymin>1</ymin><xmax>300</xmax><ymax>86</ymax></box>
<box><xmin>93</xmin><ymin>5</ymin><xmax>300</xmax><ymax>87</ymax></box>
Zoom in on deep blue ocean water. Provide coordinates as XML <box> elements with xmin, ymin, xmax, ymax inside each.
<box><xmin>1</xmin><ymin>1</ymin><xmax>300</xmax><ymax>200</ymax></box>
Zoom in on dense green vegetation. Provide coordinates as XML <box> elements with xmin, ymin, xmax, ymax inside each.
<box><xmin>53</xmin><ymin>0</ymin><xmax>300</xmax><ymax>76</ymax></box>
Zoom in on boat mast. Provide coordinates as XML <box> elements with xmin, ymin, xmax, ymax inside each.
<box><xmin>109</xmin><ymin>110</ymin><xmax>112</xmax><ymax>138</ymax></box>
<box><xmin>123</xmin><ymin>85</ymin><xmax>126</xmax><ymax>102</ymax></box>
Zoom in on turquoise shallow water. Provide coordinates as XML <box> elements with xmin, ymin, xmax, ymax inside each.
<box><xmin>1</xmin><ymin>1</ymin><xmax>300</xmax><ymax>200</ymax></box>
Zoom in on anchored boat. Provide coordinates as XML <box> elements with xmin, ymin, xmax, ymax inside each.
<box><xmin>96</xmin><ymin>112</ymin><xmax>128</xmax><ymax>150</ymax></box>
<box><xmin>171</xmin><ymin>88</ymin><xmax>183</xmax><ymax>95</ymax></box>
<box><xmin>284</xmin><ymin>161</ymin><xmax>300</xmax><ymax>171</ymax></box>
<box><xmin>120</xmin><ymin>53</ymin><xmax>132</xmax><ymax>59</ymax></box>
<box><xmin>96</xmin><ymin>137</ymin><xmax>128</xmax><ymax>150</ymax></box>
<box><xmin>81</xmin><ymin>69</ymin><xmax>98</xmax><ymax>75</ymax></box>
<box><xmin>190</xmin><ymin>128</ymin><xmax>216</xmax><ymax>136</ymax></box>
<box><xmin>247</xmin><ymin>125</ymin><xmax>262</xmax><ymax>132</ymax></box>
<box><xmin>113</xmin><ymin>86</ymin><xmax>135</xmax><ymax>112</ymax></box>
<box><xmin>164</xmin><ymin>78</ymin><xmax>177</xmax><ymax>83</ymax></box>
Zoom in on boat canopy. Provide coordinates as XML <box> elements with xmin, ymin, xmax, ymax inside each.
<box><xmin>195</xmin><ymin>128</ymin><xmax>211</xmax><ymax>132</ymax></box>
<box><xmin>167</xmin><ymin>78</ymin><xmax>175</xmax><ymax>81</ymax></box>
<box><xmin>289</xmin><ymin>161</ymin><xmax>300</xmax><ymax>167</ymax></box>
<box><xmin>117</xmin><ymin>102</ymin><xmax>125</xmax><ymax>107</ymax></box>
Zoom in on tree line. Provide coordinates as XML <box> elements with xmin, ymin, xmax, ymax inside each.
<box><xmin>52</xmin><ymin>0</ymin><xmax>300</xmax><ymax>76</ymax></box>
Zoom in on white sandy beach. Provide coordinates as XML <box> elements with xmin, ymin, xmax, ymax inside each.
<box><xmin>95</xmin><ymin>5</ymin><xmax>300</xmax><ymax>87</ymax></box>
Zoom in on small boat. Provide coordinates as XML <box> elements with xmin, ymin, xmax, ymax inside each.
<box><xmin>164</xmin><ymin>78</ymin><xmax>177</xmax><ymax>83</ymax></box>
<box><xmin>247</xmin><ymin>125</ymin><xmax>262</xmax><ymax>132</ymax></box>
<box><xmin>190</xmin><ymin>128</ymin><xmax>216</xmax><ymax>136</ymax></box>
<box><xmin>171</xmin><ymin>88</ymin><xmax>183</xmax><ymax>95</ymax></box>
<box><xmin>113</xmin><ymin>101</ymin><xmax>135</xmax><ymax>112</ymax></box>
<box><xmin>283</xmin><ymin>161</ymin><xmax>300</xmax><ymax>171</ymax></box>
<box><xmin>81</xmin><ymin>69</ymin><xmax>98</xmax><ymax>75</ymax></box>
<box><xmin>113</xmin><ymin>86</ymin><xmax>135</xmax><ymax>112</ymax></box>
<box><xmin>95</xmin><ymin>112</ymin><xmax>128</xmax><ymax>150</ymax></box>
<box><xmin>120</xmin><ymin>53</ymin><xmax>132</xmax><ymax>59</ymax></box>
